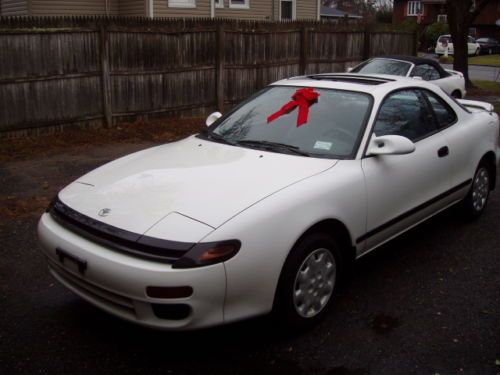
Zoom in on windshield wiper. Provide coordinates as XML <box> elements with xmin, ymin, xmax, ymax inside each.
<box><xmin>235</xmin><ymin>140</ymin><xmax>310</xmax><ymax>157</ymax></box>
<box><xmin>204</xmin><ymin>131</ymin><xmax>235</xmax><ymax>145</ymax></box>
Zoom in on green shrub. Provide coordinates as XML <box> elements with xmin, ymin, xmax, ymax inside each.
<box><xmin>396</xmin><ymin>18</ymin><xmax>418</xmax><ymax>33</ymax></box>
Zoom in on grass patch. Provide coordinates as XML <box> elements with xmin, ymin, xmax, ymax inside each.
<box><xmin>469</xmin><ymin>54</ymin><xmax>500</xmax><ymax>66</ymax></box>
<box><xmin>472</xmin><ymin>80</ymin><xmax>500</xmax><ymax>93</ymax></box>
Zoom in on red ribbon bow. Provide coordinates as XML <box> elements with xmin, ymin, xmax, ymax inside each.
<box><xmin>267</xmin><ymin>87</ymin><xmax>320</xmax><ymax>127</ymax></box>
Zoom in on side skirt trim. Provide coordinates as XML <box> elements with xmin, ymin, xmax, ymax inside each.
<box><xmin>356</xmin><ymin>179</ymin><xmax>472</xmax><ymax>244</ymax></box>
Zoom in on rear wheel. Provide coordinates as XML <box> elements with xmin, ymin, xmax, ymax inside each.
<box><xmin>462</xmin><ymin>162</ymin><xmax>491</xmax><ymax>219</ymax></box>
<box><xmin>273</xmin><ymin>233</ymin><xmax>342</xmax><ymax>330</ymax></box>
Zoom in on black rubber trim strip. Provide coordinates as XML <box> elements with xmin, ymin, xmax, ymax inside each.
<box><xmin>356</xmin><ymin>179</ymin><xmax>472</xmax><ymax>244</ymax></box>
<box><xmin>49</xmin><ymin>197</ymin><xmax>195</xmax><ymax>263</ymax></box>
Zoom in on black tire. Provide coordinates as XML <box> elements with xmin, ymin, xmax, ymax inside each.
<box><xmin>273</xmin><ymin>232</ymin><xmax>343</xmax><ymax>330</ymax></box>
<box><xmin>451</xmin><ymin>90</ymin><xmax>462</xmax><ymax>99</ymax></box>
<box><xmin>462</xmin><ymin>162</ymin><xmax>491</xmax><ymax>220</ymax></box>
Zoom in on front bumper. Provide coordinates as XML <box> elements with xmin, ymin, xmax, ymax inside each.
<box><xmin>38</xmin><ymin>213</ymin><xmax>226</xmax><ymax>330</ymax></box>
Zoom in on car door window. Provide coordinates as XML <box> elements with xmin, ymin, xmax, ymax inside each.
<box><xmin>423</xmin><ymin>90</ymin><xmax>457</xmax><ymax>128</ymax></box>
<box><xmin>373</xmin><ymin>90</ymin><xmax>437</xmax><ymax>142</ymax></box>
<box><xmin>410</xmin><ymin>64</ymin><xmax>441</xmax><ymax>81</ymax></box>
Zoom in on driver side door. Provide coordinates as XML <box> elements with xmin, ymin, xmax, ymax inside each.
<box><xmin>359</xmin><ymin>89</ymin><xmax>453</xmax><ymax>253</ymax></box>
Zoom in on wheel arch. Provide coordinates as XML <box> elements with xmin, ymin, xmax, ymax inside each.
<box><xmin>479</xmin><ymin>151</ymin><xmax>497</xmax><ymax>190</ymax></box>
<box><xmin>289</xmin><ymin>218</ymin><xmax>356</xmax><ymax>268</ymax></box>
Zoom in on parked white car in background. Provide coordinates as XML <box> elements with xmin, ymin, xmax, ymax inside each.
<box><xmin>38</xmin><ymin>73</ymin><xmax>499</xmax><ymax>330</ymax></box>
<box><xmin>349</xmin><ymin>56</ymin><xmax>466</xmax><ymax>98</ymax></box>
<box><xmin>435</xmin><ymin>34</ymin><xmax>481</xmax><ymax>56</ymax></box>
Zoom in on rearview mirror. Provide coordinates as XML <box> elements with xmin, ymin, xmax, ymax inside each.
<box><xmin>366</xmin><ymin>135</ymin><xmax>415</xmax><ymax>156</ymax></box>
<box><xmin>206</xmin><ymin>112</ymin><xmax>222</xmax><ymax>126</ymax></box>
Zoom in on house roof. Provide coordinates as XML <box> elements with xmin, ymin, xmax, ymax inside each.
<box><xmin>320</xmin><ymin>6</ymin><xmax>363</xmax><ymax>19</ymax></box>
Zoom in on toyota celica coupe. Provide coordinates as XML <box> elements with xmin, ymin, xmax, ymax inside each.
<box><xmin>38</xmin><ymin>73</ymin><xmax>499</xmax><ymax>330</ymax></box>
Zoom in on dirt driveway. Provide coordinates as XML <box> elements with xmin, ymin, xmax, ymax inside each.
<box><xmin>0</xmin><ymin>117</ymin><xmax>499</xmax><ymax>375</ymax></box>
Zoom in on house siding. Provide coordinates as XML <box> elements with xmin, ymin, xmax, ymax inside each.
<box><xmin>154</xmin><ymin>0</ymin><xmax>209</xmax><ymax>18</ymax></box>
<box><xmin>0</xmin><ymin>0</ymin><xmax>28</xmax><ymax>15</ymax></box>
<box><xmin>216</xmin><ymin>0</ymin><xmax>272</xmax><ymax>20</ymax></box>
<box><xmin>31</xmin><ymin>0</ymin><xmax>120</xmax><ymax>15</ymax></box>
<box><xmin>296</xmin><ymin>0</ymin><xmax>317</xmax><ymax>20</ymax></box>
<box><xmin>272</xmin><ymin>0</ymin><xmax>318</xmax><ymax>21</ymax></box>
<box><xmin>120</xmin><ymin>0</ymin><xmax>145</xmax><ymax>16</ymax></box>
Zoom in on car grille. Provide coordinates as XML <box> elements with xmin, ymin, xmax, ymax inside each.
<box><xmin>48</xmin><ymin>196</ymin><xmax>195</xmax><ymax>263</ymax></box>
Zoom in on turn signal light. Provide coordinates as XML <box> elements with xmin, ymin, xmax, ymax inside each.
<box><xmin>172</xmin><ymin>240</ymin><xmax>241</xmax><ymax>269</ymax></box>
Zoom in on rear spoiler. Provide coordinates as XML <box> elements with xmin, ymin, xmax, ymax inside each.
<box><xmin>457</xmin><ymin>99</ymin><xmax>495</xmax><ymax>112</ymax></box>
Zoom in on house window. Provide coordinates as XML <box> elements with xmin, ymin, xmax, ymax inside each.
<box><xmin>407</xmin><ymin>1</ymin><xmax>422</xmax><ymax>16</ymax></box>
<box><xmin>229</xmin><ymin>0</ymin><xmax>249</xmax><ymax>9</ymax></box>
<box><xmin>280</xmin><ymin>0</ymin><xmax>295</xmax><ymax>20</ymax></box>
<box><xmin>168</xmin><ymin>0</ymin><xmax>196</xmax><ymax>8</ymax></box>
<box><xmin>215</xmin><ymin>0</ymin><xmax>224</xmax><ymax>8</ymax></box>
<box><xmin>437</xmin><ymin>14</ymin><xmax>447</xmax><ymax>22</ymax></box>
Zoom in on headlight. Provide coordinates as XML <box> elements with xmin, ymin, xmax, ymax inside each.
<box><xmin>172</xmin><ymin>240</ymin><xmax>241</xmax><ymax>269</ymax></box>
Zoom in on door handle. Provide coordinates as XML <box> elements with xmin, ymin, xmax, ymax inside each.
<box><xmin>437</xmin><ymin>146</ymin><xmax>449</xmax><ymax>158</ymax></box>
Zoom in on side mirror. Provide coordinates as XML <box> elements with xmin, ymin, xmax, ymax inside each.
<box><xmin>206</xmin><ymin>112</ymin><xmax>222</xmax><ymax>126</ymax></box>
<box><xmin>346</xmin><ymin>67</ymin><xmax>354</xmax><ymax>73</ymax></box>
<box><xmin>366</xmin><ymin>135</ymin><xmax>415</xmax><ymax>156</ymax></box>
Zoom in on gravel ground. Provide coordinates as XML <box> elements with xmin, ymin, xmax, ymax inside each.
<box><xmin>0</xmin><ymin>115</ymin><xmax>499</xmax><ymax>375</ymax></box>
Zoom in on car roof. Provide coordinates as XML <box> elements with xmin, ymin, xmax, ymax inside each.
<box><xmin>271</xmin><ymin>73</ymin><xmax>441</xmax><ymax>97</ymax></box>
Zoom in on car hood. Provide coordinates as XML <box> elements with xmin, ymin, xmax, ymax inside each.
<box><xmin>58</xmin><ymin>136</ymin><xmax>337</xmax><ymax>236</ymax></box>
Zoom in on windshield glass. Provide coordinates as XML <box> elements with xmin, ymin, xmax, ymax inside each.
<box><xmin>204</xmin><ymin>86</ymin><xmax>372</xmax><ymax>158</ymax></box>
<box><xmin>350</xmin><ymin>59</ymin><xmax>412</xmax><ymax>76</ymax></box>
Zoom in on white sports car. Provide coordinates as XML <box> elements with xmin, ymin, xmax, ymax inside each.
<box><xmin>38</xmin><ymin>73</ymin><xmax>499</xmax><ymax>330</ymax></box>
<box><xmin>349</xmin><ymin>56</ymin><xmax>466</xmax><ymax>98</ymax></box>
<box><xmin>435</xmin><ymin>34</ymin><xmax>481</xmax><ymax>57</ymax></box>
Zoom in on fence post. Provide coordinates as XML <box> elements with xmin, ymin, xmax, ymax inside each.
<box><xmin>100</xmin><ymin>25</ymin><xmax>112</xmax><ymax>127</ymax></box>
<box><xmin>363</xmin><ymin>24</ymin><xmax>371</xmax><ymax>60</ymax></box>
<box><xmin>215</xmin><ymin>25</ymin><xmax>225</xmax><ymax>113</ymax></box>
<box><xmin>300</xmin><ymin>25</ymin><xmax>309</xmax><ymax>75</ymax></box>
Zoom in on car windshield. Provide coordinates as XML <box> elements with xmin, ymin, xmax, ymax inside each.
<box><xmin>350</xmin><ymin>59</ymin><xmax>412</xmax><ymax>77</ymax></box>
<box><xmin>203</xmin><ymin>86</ymin><xmax>372</xmax><ymax>159</ymax></box>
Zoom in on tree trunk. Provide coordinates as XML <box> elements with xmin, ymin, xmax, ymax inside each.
<box><xmin>446</xmin><ymin>0</ymin><xmax>492</xmax><ymax>89</ymax></box>
<box><xmin>447</xmin><ymin>0</ymin><xmax>472</xmax><ymax>87</ymax></box>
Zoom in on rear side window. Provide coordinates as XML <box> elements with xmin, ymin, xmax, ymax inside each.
<box><xmin>373</xmin><ymin>90</ymin><xmax>438</xmax><ymax>142</ymax></box>
<box><xmin>423</xmin><ymin>91</ymin><xmax>458</xmax><ymax>128</ymax></box>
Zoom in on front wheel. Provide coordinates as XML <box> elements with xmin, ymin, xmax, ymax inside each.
<box><xmin>451</xmin><ymin>90</ymin><xmax>462</xmax><ymax>99</ymax></box>
<box><xmin>273</xmin><ymin>233</ymin><xmax>343</xmax><ymax>330</ymax></box>
<box><xmin>462</xmin><ymin>163</ymin><xmax>490</xmax><ymax>219</ymax></box>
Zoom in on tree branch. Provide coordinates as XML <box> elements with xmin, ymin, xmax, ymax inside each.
<box><xmin>469</xmin><ymin>0</ymin><xmax>492</xmax><ymax>23</ymax></box>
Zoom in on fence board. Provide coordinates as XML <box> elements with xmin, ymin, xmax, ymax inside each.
<box><xmin>0</xmin><ymin>17</ymin><xmax>416</xmax><ymax>135</ymax></box>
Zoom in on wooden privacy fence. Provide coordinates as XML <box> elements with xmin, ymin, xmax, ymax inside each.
<box><xmin>0</xmin><ymin>17</ymin><xmax>417</xmax><ymax>135</ymax></box>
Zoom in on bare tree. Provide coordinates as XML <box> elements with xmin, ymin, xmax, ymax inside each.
<box><xmin>446</xmin><ymin>0</ymin><xmax>492</xmax><ymax>87</ymax></box>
